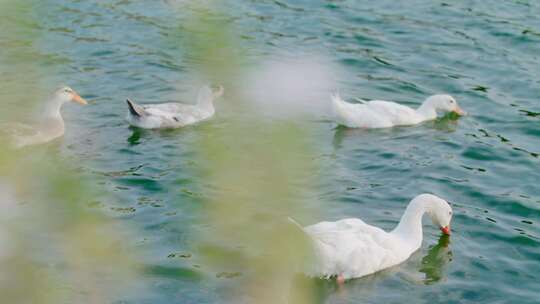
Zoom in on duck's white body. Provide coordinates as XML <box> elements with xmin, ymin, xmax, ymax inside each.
<box><xmin>296</xmin><ymin>194</ymin><xmax>453</xmax><ymax>281</ymax></box>
<box><xmin>6</xmin><ymin>119</ymin><xmax>65</xmax><ymax>149</ymax></box>
<box><xmin>2</xmin><ymin>87</ymin><xmax>87</xmax><ymax>148</ymax></box>
<box><xmin>331</xmin><ymin>94</ymin><xmax>465</xmax><ymax>129</ymax></box>
<box><xmin>126</xmin><ymin>85</ymin><xmax>223</xmax><ymax>129</ymax></box>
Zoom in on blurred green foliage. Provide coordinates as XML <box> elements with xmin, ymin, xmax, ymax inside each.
<box><xmin>173</xmin><ymin>3</ymin><xmax>321</xmax><ymax>303</ymax></box>
<box><xmin>0</xmin><ymin>1</ymin><xmax>136</xmax><ymax>302</ymax></box>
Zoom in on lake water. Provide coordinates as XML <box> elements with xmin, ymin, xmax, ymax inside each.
<box><xmin>1</xmin><ymin>0</ymin><xmax>539</xmax><ymax>303</ymax></box>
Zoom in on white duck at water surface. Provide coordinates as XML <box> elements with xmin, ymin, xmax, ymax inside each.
<box><xmin>291</xmin><ymin>194</ymin><xmax>452</xmax><ymax>283</ymax></box>
<box><xmin>125</xmin><ymin>85</ymin><xmax>224</xmax><ymax>129</ymax></box>
<box><xmin>331</xmin><ymin>93</ymin><xmax>466</xmax><ymax>128</ymax></box>
<box><xmin>1</xmin><ymin>86</ymin><xmax>87</xmax><ymax>148</ymax></box>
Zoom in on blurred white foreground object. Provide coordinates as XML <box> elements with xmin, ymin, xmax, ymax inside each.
<box><xmin>242</xmin><ymin>56</ymin><xmax>339</xmax><ymax>119</ymax></box>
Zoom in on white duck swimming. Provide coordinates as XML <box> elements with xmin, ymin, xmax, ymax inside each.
<box><xmin>125</xmin><ymin>85</ymin><xmax>224</xmax><ymax>129</ymax></box>
<box><xmin>292</xmin><ymin>194</ymin><xmax>452</xmax><ymax>283</ymax></box>
<box><xmin>2</xmin><ymin>86</ymin><xmax>87</xmax><ymax>148</ymax></box>
<box><xmin>331</xmin><ymin>93</ymin><xmax>466</xmax><ymax>128</ymax></box>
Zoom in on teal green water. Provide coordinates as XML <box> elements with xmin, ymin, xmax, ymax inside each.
<box><xmin>1</xmin><ymin>1</ymin><xmax>539</xmax><ymax>303</ymax></box>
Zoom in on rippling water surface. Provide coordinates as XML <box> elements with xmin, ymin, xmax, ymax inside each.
<box><xmin>1</xmin><ymin>0</ymin><xmax>539</xmax><ymax>303</ymax></box>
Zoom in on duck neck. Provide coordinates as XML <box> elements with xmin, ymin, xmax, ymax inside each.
<box><xmin>43</xmin><ymin>97</ymin><xmax>65</xmax><ymax>120</ymax></box>
<box><xmin>197</xmin><ymin>97</ymin><xmax>214</xmax><ymax>113</ymax></box>
<box><xmin>416</xmin><ymin>100</ymin><xmax>437</xmax><ymax>121</ymax></box>
<box><xmin>391</xmin><ymin>198</ymin><xmax>428</xmax><ymax>249</ymax></box>
<box><xmin>39</xmin><ymin>97</ymin><xmax>66</xmax><ymax>134</ymax></box>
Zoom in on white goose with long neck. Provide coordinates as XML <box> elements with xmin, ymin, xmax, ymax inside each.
<box><xmin>331</xmin><ymin>93</ymin><xmax>466</xmax><ymax>128</ymax></box>
<box><xmin>5</xmin><ymin>86</ymin><xmax>87</xmax><ymax>148</ymax></box>
<box><xmin>294</xmin><ymin>194</ymin><xmax>453</xmax><ymax>282</ymax></box>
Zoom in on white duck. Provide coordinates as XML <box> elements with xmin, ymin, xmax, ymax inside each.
<box><xmin>125</xmin><ymin>85</ymin><xmax>224</xmax><ymax>129</ymax></box>
<box><xmin>2</xmin><ymin>86</ymin><xmax>87</xmax><ymax>148</ymax></box>
<box><xmin>331</xmin><ymin>93</ymin><xmax>466</xmax><ymax>128</ymax></box>
<box><xmin>292</xmin><ymin>194</ymin><xmax>452</xmax><ymax>283</ymax></box>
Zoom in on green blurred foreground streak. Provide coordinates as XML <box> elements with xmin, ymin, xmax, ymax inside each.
<box><xmin>0</xmin><ymin>1</ymin><xmax>135</xmax><ymax>303</ymax></box>
<box><xmin>178</xmin><ymin>3</ymin><xmax>321</xmax><ymax>303</ymax></box>
<box><xmin>0</xmin><ymin>150</ymin><xmax>136</xmax><ymax>303</ymax></box>
<box><xmin>197</xmin><ymin>122</ymin><xmax>319</xmax><ymax>303</ymax></box>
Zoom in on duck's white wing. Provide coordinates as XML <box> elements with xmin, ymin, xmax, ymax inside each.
<box><xmin>365</xmin><ymin>100</ymin><xmax>419</xmax><ymax>126</ymax></box>
<box><xmin>0</xmin><ymin>118</ymin><xmax>66</xmax><ymax>148</ymax></box>
<box><xmin>144</xmin><ymin>103</ymin><xmax>212</xmax><ymax>127</ymax></box>
<box><xmin>331</xmin><ymin>94</ymin><xmax>393</xmax><ymax>128</ymax></box>
<box><xmin>0</xmin><ymin>122</ymin><xmax>42</xmax><ymax>148</ymax></box>
<box><xmin>145</xmin><ymin>102</ymin><xmax>192</xmax><ymax>113</ymax></box>
<box><xmin>0</xmin><ymin>122</ymin><xmax>39</xmax><ymax>137</ymax></box>
<box><xmin>304</xmin><ymin>218</ymin><xmax>393</xmax><ymax>279</ymax></box>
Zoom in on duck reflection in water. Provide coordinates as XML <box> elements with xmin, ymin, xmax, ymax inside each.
<box><xmin>127</xmin><ymin>127</ymin><xmax>144</xmax><ymax>145</ymax></box>
<box><xmin>419</xmin><ymin>234</ymin><xmax>453</xmax><ymax>285</ymax></box>
<box><xmin>127</xmin><ymin>126</ymin><xmax>179</xmax><ymax>146</ymax></box>
<box><xmin>331</xmin><ymin>114</ymin><xmax>460</xmax><ymax>151</ymax></box>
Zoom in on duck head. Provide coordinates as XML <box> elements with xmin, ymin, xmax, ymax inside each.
<box><xmin>54</xmin><ymin>86</ymin><xmax>88</xmax><ymax>105</ymax></box>
<box><xmin>196</xmin><ymin>85</ymin><xmax>224</xmax><ymax>111</ymax></box>
<box><xmin>425</xmin><ymin>94</ymin><xmax>466</xmax><ymax>116</ymax></box>
<box><xmin>212</xmin><ymin>85</ymin><xmax>224</xmax><ymax>99</ymax></box>
<box><xmin>197</xmin><ymin>85</ymin><xmax>224</xmax><ymax>101</ymax></box>
<box><xmin>421</xmin><ymin>194</ymin><xmax>453</xmax><ymax>235</ymax></box>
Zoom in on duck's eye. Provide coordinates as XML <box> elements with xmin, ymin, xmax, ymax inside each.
<box><xmin>449</xmin><ymin>211</ymin><xmax>452</xmax><ymax>215</ymax></box>
<box><xmin>450</xmin><ymin>100</ymin><xmax>454</xmax><ymax>104</ymax></box>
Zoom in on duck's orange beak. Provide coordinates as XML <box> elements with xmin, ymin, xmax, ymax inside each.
<box><xmin>440</xmin><ymin>225</ymin><xmax>451</xmax><ymax>235</ymax></box>
<box><xmin>453</xmin><ymin>106</ymin><xmax>466</xmax><ymax>116</ymax></box>
<box><xmin>71</xmin><ymin>92</ymin><xmax>88</xmax><ymax>105</ymax></box>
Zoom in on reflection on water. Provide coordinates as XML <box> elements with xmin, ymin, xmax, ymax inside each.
<box><xmin>332</xmin><ymin>115</ymin><xmax>459</xmax><ymax>149</ymax></box>
<box><xmin>432</xmin><ymin>114</ymin><xmax>461</xmax><ymax>132</ymax></box>
<box><xmin>331</xmin><ymin>126</ymin><xmax>391</xmax><ymax>150</ymax></box>
<box><xmin>419</xmin><ymin>235</ymin><xmax>453</xmax><ymax>285</ymax></box>
<box><xmin>127</xmin><ymin>127</ymin><xmax>144</xmax><ymax>145</ymax></box>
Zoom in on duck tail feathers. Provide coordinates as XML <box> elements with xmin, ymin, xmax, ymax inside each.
<box><xmin>126</xmin><ymin>99</ymin><xmax>145</xmax><ymax>117</ymax></box>
<box><xmin>354</xmin><ymin>97</ymin><xmax>368</xmax><ymax>104</ymax></box>
<box><xmin>331</xmin><ymin>92</ymin><xmax>344</xmax><ymax>105</ymax></box>
<box><xmin>331</xmin><ymin>93</ymin><xmax>367</xmax><ymax>105</ymax></box>
<box><xmin>288</xmin><ymin>217</ymin><xmax>305</xmax><ymax>232</ymax></box>
<box><xmin>331</xmin><ymin>92</ymin><xmax>349</xmax><ymax>115</ymax></box>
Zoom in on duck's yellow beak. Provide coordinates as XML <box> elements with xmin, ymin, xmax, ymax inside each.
<box><xmin>71</xmin><ymin>92</ymin><xmax>88</xmax><ymax>105</ymax></box>
<box><xmin>453</xmin><ymin>106</ymin><xmax>466</xmax><ymax>116</ymax></box>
